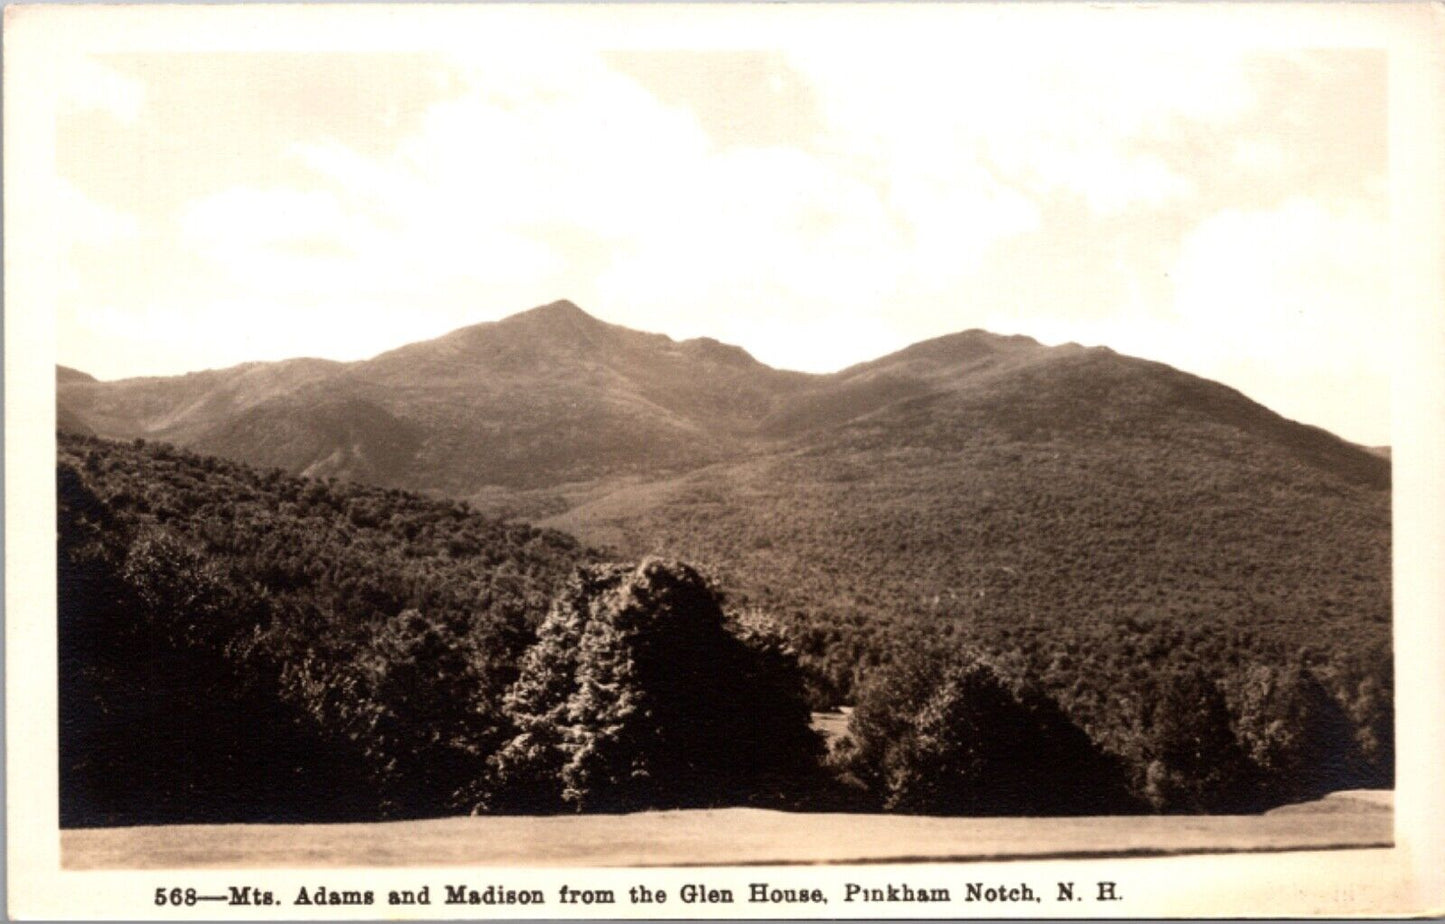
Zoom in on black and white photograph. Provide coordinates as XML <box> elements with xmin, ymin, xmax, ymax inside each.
<box><xmin>6</xmin><ymin>2</ymin><xmax>1443</xmax><ymax>918</ymax></box>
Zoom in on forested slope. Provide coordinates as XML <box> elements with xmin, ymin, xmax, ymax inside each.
<box><xmin>58</xmin><ymin>433</ymin><xmax>591</xmax><ymax>825</ymax></box>
<box><xmin>58</xmin><ymin>434</ymin><xmax>822</xmax><ymax>825</ymax></box>
<box><xmin>545</xmin><ymin>348</ymin><xmax>1394</xmax><ymax>809</ymax></box>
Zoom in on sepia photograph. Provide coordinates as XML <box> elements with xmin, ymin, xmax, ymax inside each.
<box><xmin>5</xmin><ymin>2</ymin><xmax>1443</xmax><ymax>918</ymax></box>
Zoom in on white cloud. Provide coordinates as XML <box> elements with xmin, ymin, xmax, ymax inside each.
<box><xmin>1170</xmin><ymin>198</ymin><xmax>1389</xmax><ymax>371</ymax></box>
<box><xmin>59</xmin><ymin>56</ymin><xmax>145</xmax><ymax>122</ymax></box>
<box><xmin>56</xmin><ymin>177</ymin><xmax>140</xmax><ymax>246</ymax></box>
<box><xmin>786</xmin><ymin>46</ymin><xmax>1254</xmax><ymax>217</ymax></box>
<box><xmin>1231</xmin><ymin>138</ymin><xmax>1289</xmax><ymax>174</ymax></box>
<box><xmin>176</xmin><ymin>162</ymin><xmax>565</xmax><ymax>357</ymax></box>
<box><xmin>399</xmin><ymin>55</ymin><xmax>712</xmax><ymax>239</ymax></box>
<box><xmin>54</xmin><ymin>178</ymin><xmax>140</xmax><ymax>307</ymax></box>
<box><xmin>181</xmin><ymin>187</ymin><xmax>352</xmax><ymax>252</ymax></box>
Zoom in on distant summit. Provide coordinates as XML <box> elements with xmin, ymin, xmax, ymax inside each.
<box><xmin>494</xmin><ymin>298</ymin><xmax>606</xmax><ymax>340</ymax></box>
<box><xmin>511</xmin><ymin>298</ymin><xmax>592</xmax><ymax>322</ymax></box>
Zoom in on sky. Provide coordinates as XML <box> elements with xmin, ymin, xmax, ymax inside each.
<box><xmin>53</xmin><ymin>43</ymin><xmax>1391</xmax><ymax>445</ymax></box>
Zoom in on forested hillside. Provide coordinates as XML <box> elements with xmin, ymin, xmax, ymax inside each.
<box><xmin>58</xmin><ymin>434</ymin><xmax>822</xmax><ymax>825</ymax></box>
<box><xmin>60</xmin><ymin>431</ymin><xmax>1389</xmax><ymax>823</ymax></box>
<box><xmin>547</xmin><ymin>348</ymin><xmax>1391</xmax><ymax>670</ymax></box>
<box><xmin>59</xmin><ymin>433</ymin><xmax>591</xmax><ymax>824</ymax></box>
<box><xmin>540</xmin><ymin>346</ymin><xmax>1394</xmax><ymax>810</ymax></box>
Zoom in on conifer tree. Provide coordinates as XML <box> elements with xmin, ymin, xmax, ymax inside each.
<box><xmin>487</xmin><ymin>559</ymin><xmax>822</xmax><ymax>812</ymax></box>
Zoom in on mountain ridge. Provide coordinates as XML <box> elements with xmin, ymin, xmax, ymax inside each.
<box><xmin>57</xmin><ymin>299</ymin><xmax>1387</xmax><ymax>495</ymax></box>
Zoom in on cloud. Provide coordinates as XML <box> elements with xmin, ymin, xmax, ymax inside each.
<box><xmin>1170</xmin><ymin>198</ymin><xmax>1389</xmax><ymax>373</ymax></box>
<box><xmin>54</xmin><ymin>177</ymin><xmax>141</xmax><ymax>308</ymax></box>
<box><xmin>56</xmin><ymin>177</ymin><xmax>140</xmax><ymax>245</ymax></box>
<box><xmin>605</xmin><ymin>50</ymin><xmax>826</xmax><ymax>152</ymax></box>
<box><xmin>1230</xmin><ymin>138</ymin><xmax>1289</xmax><ymax>175</ymax></box>
<box><xmin>59</xmin><ymin>55</ymin><xmax>145</xmax><ymax>122</ymax></box>
<box><xmin>786</xmin><ymin>46</ymin><xmax>1256</xmax><ymax>218</ymax></box>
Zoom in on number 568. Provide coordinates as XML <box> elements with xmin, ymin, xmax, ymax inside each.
<box><xmin>155</xmin><ymin>887</ymin><xmax>197</xmax><ymax>906</ymax></box>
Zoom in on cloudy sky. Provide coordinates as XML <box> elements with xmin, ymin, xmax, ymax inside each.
<box><xmin>54</xmin><ymin>39</ymin><xmax>1389</xmax><ymax>444</ymax></box>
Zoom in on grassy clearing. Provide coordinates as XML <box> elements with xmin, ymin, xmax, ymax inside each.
<box><xmin>63</xmin><ymin>792</ymin><xmax>1390</xmax><ymax>870</ymax></box>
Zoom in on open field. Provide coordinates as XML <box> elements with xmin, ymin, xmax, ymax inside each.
<box><xmin>62</xmin><ymin>792</ymin><xmax>1390</xmax><ymax>869</ymax></box>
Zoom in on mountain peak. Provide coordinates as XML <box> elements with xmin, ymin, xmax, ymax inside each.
<box><xmin>509</xmin><ymin>299</ymin><xmax>596</xmax><ymax>325</ymax></box>
<box><xmin>840</xmin><ymin>326</ymin><xmax>1047</xmax><ymax>378</ymax></box>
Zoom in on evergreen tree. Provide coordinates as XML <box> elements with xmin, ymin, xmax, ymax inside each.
<box><xmin>1233</xmin><ymin>661</ymin><xmax>1364</xmax><ymax>806</ymax></box>
<box><xmin>845</xmin><ymin>655</ymin><xmax>1133</xmax><ymax>815</ymax></box>
<box><xmin>1144</xmin><ymin>666</ymin><xmax>1255</xmax><ymax>813</ymax></box>
<box><xmin>487</xmin><ymin>559</ymin><xmax>822</xmax><ymax>812</ymax></box>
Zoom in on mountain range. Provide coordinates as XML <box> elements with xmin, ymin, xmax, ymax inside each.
<box><xmin>58</xmin><ymin>300</ymin><xmax>1392</xmax><ymax>700</ymax></box>
<box><xmin>57</xmin><ymin>299</ymin><xmax>1387</xmax><ymax>492</ymax></box>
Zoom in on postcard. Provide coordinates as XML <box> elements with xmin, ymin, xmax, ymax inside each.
<box><xmin>6</xmin><ymin>2</ymin><xmax>1443</xmax><ymax>918</ymax></box>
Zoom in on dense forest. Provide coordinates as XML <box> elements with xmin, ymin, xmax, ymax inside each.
<box><xmin>59</xmin><ymin>434</ymin><xmax>826</xmax><ymax>824</ymax></box>
<box><xmin>545</xmin><ymin>433</ymin><xmax>1396</xmax><ymax>811</ymax></box>
<box><xmin>59</xmin><ymin>432</ymin><xmax>1390</xmax><ymax>825</ymax></box>
<box><xmin>60</xmin><ymin>432</ymin><xmax>586</xmax><ymax>824</ymax></box>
